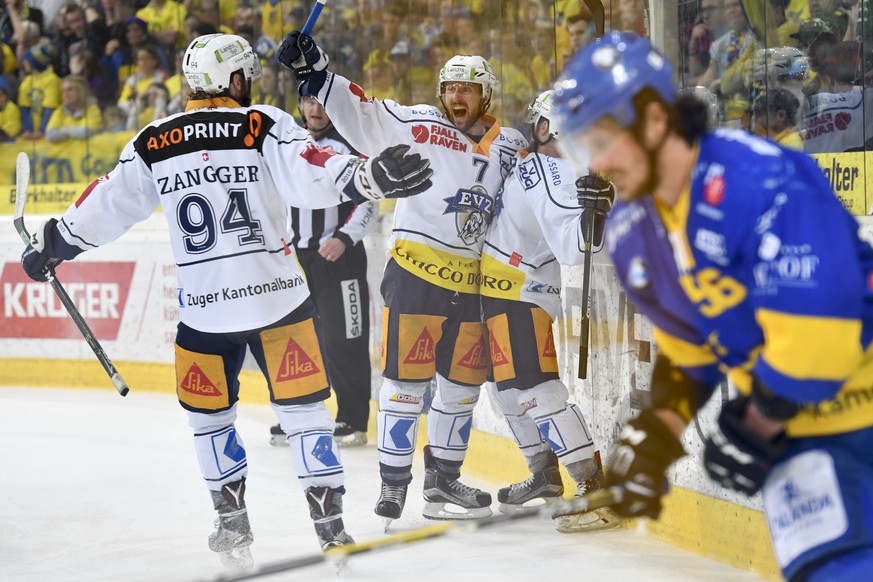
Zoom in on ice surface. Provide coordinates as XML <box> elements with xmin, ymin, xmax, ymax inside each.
<box><xmin>1</xmin><ymin>388</ymin><xmax>765</xmax><ymax>582</ymax></box>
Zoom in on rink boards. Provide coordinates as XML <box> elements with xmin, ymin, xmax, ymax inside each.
<box><xmin>0</xmin><ymin>211</ymin><xmax>788</xmax><ymax>579</ymax></box>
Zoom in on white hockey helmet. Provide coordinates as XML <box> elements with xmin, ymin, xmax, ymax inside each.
<box><xmin>183</xmin><ymin>34</ymin><xmax>262</xmax><ymax>94</ymax></box>
<box><xmin>751</xmin><ymin>46</ymin><xmax>809</xmax><ymax>86</ymax></box>
<box><xmin>678</xmin><ymin>85</ymin><xmax>721</xmax><ymax>127</ymax></box>
<box><xmin>436</xmin><ymin>55</ymin><xmax>498</xmax><ymax>105</ymax></box>
<box><xmin>524</xmin><ymin>89</ymin><xmax>557</xmax><ymax>137</ymax></box>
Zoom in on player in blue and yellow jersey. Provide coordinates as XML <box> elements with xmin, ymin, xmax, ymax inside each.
<box><xmin>553</xmin><ymin>31</ymin><xmax>873</xmax><ymax>581</ymax></box>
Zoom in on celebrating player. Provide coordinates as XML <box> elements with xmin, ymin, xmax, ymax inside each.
<box><xmin>277</xmin><ymin>32</ymin><xmax>526</xmax><ymax>526</ymax></box>
<box><xmin>552</xmin><ymin>31</ymin><xmax>873</xmax><ymax>580</ymax></box>
<box><xmin>481</xmin><ymin>89</ymin><xmax>618</xmax><ymax>532</ymax></box>
<box><xmin>269</xmin><ymin>95</ymin><xmax>376</xmax><ymax>449</ymax></box>
<box><xmin>20</xmin><ymin>34</ymin><xmax>432</xmax><ymax>566</ymax></box>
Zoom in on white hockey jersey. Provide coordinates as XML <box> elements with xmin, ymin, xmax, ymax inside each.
<box><xmin>801</xmin><ymin>86</ymin><xmax>873</xmax><ymax>153</ymax></box>
<box><xmin>289</xmin><ymin>133</ymin><xmax>376</xmax><ymax>249</ymax></box>
<box><xmin>55</xmin><ymin>98</ymin><xmax>367</xmax><ymax>333</ymax></box>
<box><xmin>316</xmin><ymin>72</ymin><xmax>527</xmax><ymax>294</ymax></box>
<box><xmin>481</xmin><ymin>151</ymin><xmax>589</xmax><ymax>318</ymax></box>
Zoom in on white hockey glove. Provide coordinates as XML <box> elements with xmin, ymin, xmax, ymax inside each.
<box><xmin>21</xmin><ymin>218</ymin><xmax>64</xmax><ymax>282</ymax></box>
<box><xmin>352</xmin><ymin>145</ymin><xmax>434</xmax><ymax>201</ymax></box>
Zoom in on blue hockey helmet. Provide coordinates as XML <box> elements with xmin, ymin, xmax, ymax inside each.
<box><xmin>552</xmin><ymin>31</ymin><xmax>677</xmax><ymax>138</ymax></box>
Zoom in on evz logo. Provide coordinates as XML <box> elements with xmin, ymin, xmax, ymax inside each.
<box><xmin>443</xmin><ymin>187</ymin><xmax>494</xmax><ymax>245</ymax></box>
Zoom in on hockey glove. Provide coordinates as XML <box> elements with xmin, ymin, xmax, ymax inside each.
<box><xmin>575</xmin><ymin>174</ymin><xmax>615</xmax><ymax>208</ymax></box>
<box><xmin>576</xmin><ymin>175</ymin><xmax>615</xmax><ymax>247</ymax></box>
<box><xmin>352</xmin><ymin>145</ymin><xmax>434</xmax><ymax>201</ymax></box>
<box><xmin>703</xmin><ymin>396</ymin><xmax>788</xmax><ymax>496</ymax></box>
<box><xmin>275</xmin><ymin>31</ymin><xmax>329</xmax><ymax>96</ymax></box>
<box><xmin>606</xmin><ymin>408</ymin><xmax>686</xmax><ymax>519</ymax></box>
<box><xmin>21</xmin><ymin>218</ymin><xmax>63</xmax><ymax>282</ymax></box>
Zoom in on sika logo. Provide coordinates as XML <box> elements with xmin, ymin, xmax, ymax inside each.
<box><xmin>404</xmin><ymin>328</ymin><xmax>436</xmax><ymax>364</ymax></box>
<box><xmin>457</xmin><ymin>336</ymin><xmax>487</xmax><ymax>370</ymax></box>
<box><xmin>490</xmin><ymin>334</ymin><xmax>509</xmax><ymax>366</ymax></box>
<box><xmin>180</xmin><ymin>363</ymin><xmax>222</xmax><ymax>396</ymax></box>
<box><xmin>509</xmin><ymin>252</ymin><xmax>522</xmax><ymax>267</ymax></box>
<box><xmin>276</xmin><ymin>338</ymin><xmax>321</xmax><ymax>381</ymax></box>
<box><xmin>412</xmin><ymin>124</ymin><xmax>429</xmax><ymax>143</ymax></box>
<box><xmin>542</xmin><ymin>327</ymin><xmax>557</xmax><ymax>358</ymax></box>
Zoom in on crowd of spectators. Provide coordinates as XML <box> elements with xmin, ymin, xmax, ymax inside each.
<box><xmin>679</xmin><ymin>0</ymin><xmax>873</xmax><ymax>154</ymax></box>
<box><xmin>0</xmin><ymin>0</ymin><xmax>649</xmax><ymax>144</ymax></box>
<box><xmin>1</xmin><ymin>0</ymin><xmax>871</xmax><ymax>156</ymax></box>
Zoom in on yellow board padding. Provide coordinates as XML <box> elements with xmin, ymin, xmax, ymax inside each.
<box><xmin>646</xmin><ymin>486</ymin><xmax>780</xmax><ymax>580</ymax></box>
<box><xmin>1</xmin><ymin>356</ymin><xmax>779</xmax><ymax>579</ymax></box>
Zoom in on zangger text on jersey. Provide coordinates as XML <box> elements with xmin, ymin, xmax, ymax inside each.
<box><xmin>158</xmin><ymin>165</ymin><xmax>260</xmax><ymax>195</ymax></box>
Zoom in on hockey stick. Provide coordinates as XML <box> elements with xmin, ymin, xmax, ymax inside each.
<box><xmin>577</xmin><ymin>205</ymin><xmax>595</xmax><ymax>380</ymax></box>
<box><xmin>581</xmin><ymin>0</ymin><xmax>605</xmax><ymax>36</ymax></box>
<box><xmin>13</xmin><ymin>152</ymin><xmax>130</xmax><ymax>397</ymax></box>
<box><xmin>196</xmin><ymin>487</ymin><xmax>623</xmax><ymax>582</ymax></box>
<box><xmin>301</xmin><ymin>0</ymin><xmax>328</xmax><ymax>35</ymax></box>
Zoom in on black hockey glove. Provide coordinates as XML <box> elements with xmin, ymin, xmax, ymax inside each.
<box><xmin>703</xmin><ymin>396</ymin><xmax>788</xmax><ymax>496</ymax></box>
<box><xmin>350</xmin><ymin>144</ymin><xmax>434</xmax><ymax>201</ymax></box>
<box><xmin>21</xmin><ymin>218</ymin><xmax>63</xmax><ymax>282</ymax></box>
<box><xmin>575</xmin><ymin>174</ymin><xmax>615</xmax><ymax>208</ymax></box>
<box><xmin>576</xmin><ymin>175</ymin><xmax>615</xmax><ymax>247</ymax></box>
<box><xmin>607</xmin><ymin>408</ymin><xmax>686</xmax><ymax>519</ymax></box>
<box><xmin>275</xmin><ymin>31</ymin><xmax>329</xmax><ymax>96</ymax></box>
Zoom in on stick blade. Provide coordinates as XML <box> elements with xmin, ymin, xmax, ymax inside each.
<box><xmin>14</xmin><ymin>152</ymin><xmax>31</xmax><ymax>243</ymax></box>
<box><xmin>14</xmin><ymin>152</ymin><xmax>30</xmax><ymax>220</ymax></box>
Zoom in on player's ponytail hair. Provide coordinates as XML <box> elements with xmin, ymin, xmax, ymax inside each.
<box><xmin>629</xmin><ymin>88</ymin><xmax>710</xmax><ymax>145</ymax></box>
<box><xmin>671</xmin><ymin>93</ymin><xmax>711</xmax><ymax>144</ymax></box>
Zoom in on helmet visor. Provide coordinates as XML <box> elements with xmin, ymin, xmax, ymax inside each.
<box><xmin>555</xmin><ymin>130</ymin><xmax>592</xmax><ymax>176</ymax></box>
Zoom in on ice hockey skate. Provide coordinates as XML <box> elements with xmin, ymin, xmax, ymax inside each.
<box><xmin>269</xmin><ymin>423</ymin><xmax>288</xmax><ymax>446</ymax></box>
<box><xmin>208</xmin><ymin>481</ymin><xmax>254</xmax><ymax>569</ymax></box>
<box><xmin>374</xmin><ymin>481</ymin><xmax>408</xmax><ymax>531</ymax></box>
<box><xmin>497</xmin><ymin>463</ymin><xmax>564</xmax><ymax>514</ymax></box>
<box><xmin>422</xmin><ymin>445</ymin><xmax>492</xmax><ymax>520</ymax></box>
<box><xmin>334</xmin><ymin>422</ymin><xmax>367</xmax><ymax>447</ymax></box>
<box><xmin>306</xmin><ymin>486</ymin><xmax>355</xmax><ymax>550</ymax></box>
<box><xmin>552</xmin><ymin>473</ymin><xmax>621</xmax><ymax>533</ymax></box>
